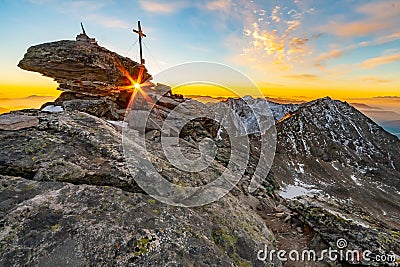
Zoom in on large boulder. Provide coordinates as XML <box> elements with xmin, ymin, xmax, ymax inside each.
<box><xmin>18</xmin><ymin>33</ymin><xmax>153</xmax><ymax>120</ymax></box>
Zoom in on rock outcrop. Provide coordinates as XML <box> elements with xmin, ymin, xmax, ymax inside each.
<box><xmin>18</xmin><ymin>32</ymin><xmax>152</xmax><ymax>120</ymax></box>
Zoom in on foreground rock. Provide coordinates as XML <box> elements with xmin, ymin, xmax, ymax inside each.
<box><xmin>0</xmin><ymin>175</ymin><xmax>279</xmax><ymax>266</ymax></box>
<box><xmin>0</xmin><ymin>107</ymin><xmax>280</xmax><ymax>266</ymax></box>
<box><xmin>3</xmin><ymin>33</ymin><xmax>399</xmax><ymax>266</ymax></box>
<box><xmin>2</xmin><ymin>95</ymin><xmax>399</xmax><ymax>265</ymax></box>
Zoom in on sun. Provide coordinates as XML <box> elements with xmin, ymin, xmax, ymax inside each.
<box><xmin>134</xmin><ymin>83</ymin><xmax>141</xmax><ymax>90</ymax></box>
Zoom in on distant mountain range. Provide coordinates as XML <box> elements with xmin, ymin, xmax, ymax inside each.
<box><xmin>352</xmin><ymin>103</ymin><xmax>400</xmax><ymax>139</ymax></box>
<box><xmin>192</xmin><ymin>94</ymin><xmax>400</xmax><ymax>139</ymax></box>
<box><xmin>381</xmin><ymin>119</ymin><xmax>400</xmax><ymax>138</ymax></box>
<box><xmin>0</xmin><ymin>107</ymin><xmax>9</xmax><ymax>114</ymax></box>
<box><xmin>0</xmin><ymin>95</ymin><xmax>56</xmax><ymax>115</ymax></box>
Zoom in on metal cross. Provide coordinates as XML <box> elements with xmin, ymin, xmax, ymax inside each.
<box><xmin>133</xmin><ymin>21</ymin><xmax>146</xmax><ymax>65</ymax></box>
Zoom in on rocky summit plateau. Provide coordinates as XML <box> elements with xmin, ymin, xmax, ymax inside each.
<box><xmin>0</xmin><ymin>32</ymin><xmax>399</xmax><ymax>267</ymax></box>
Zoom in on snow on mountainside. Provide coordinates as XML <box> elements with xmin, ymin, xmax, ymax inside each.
<box><xmin>219</xmin><ymin>95</ymin><xmax>400</xmax><ymax>227</ymax></box>
<box><xmin>240</xmin><ymin>95</ymin><xmax>299</xmax><ymax>122</ymax></box>
<box><xmin>272</xmin><ymin>97</ymin><xmax>400</xmax><ymax>228</ymax></box>
<box><xmin>222</xmin><ymin>95</ymin><xmax>299</xmax><ymax>122</ymax></box>
<box><xmin>212</xmin><ymin>95</ymin><xmax>400</xmax><ymax>260</ymax></box>
<box><xmin>210</xmin><ymin>95</ymin><xmax>299</xmax><ymax>135</ymax></box>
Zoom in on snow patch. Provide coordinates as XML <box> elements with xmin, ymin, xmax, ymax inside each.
<box><xmin>331</xmin><ymin>161</ymin><xmax>339</xmax><ymax>171</ymax></box>
<box><xmin>279</xmin><ymin>178</ymin><xmax>321</xmax><ymax>199</ymax></box>
<box><xmin>107</xmin><ymin>120</ymin><xmax>128</xmax><ymax>128</ymax></box>
<box><xmin>216</xmin><ymin>127</ymin><xmax>223</xmax><ymax>140</ymax></box>
<box><xmin>42</xmin><ymin>105</ymin><xmax>63</xmax><ymax>113</ymax></box>
<box><xmin>350</xmin><ymin>175</ymin><xmax>362</xmax><ymax>186</ymax></box>
<box><xmin>295</xmin><ymin>163</ymin><xmax>305</xmax><ymax>174</ymax></box>
<box><xmin>279</xmin><ymin>184</ymin><xmax>321</xmax><ymax>199</ymax></box>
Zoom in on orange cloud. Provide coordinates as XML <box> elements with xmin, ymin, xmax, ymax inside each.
<box><xmin>361</xmin><ymin>53</ymin><xmax>400</xmax><ymax>69</ymax></box>
<box><xmin>236</xmin><ymin>0</ymin><xmax>316</xmax><ymax>71</ymax></box>
<box><xmin>375</xmin><ymin>32</ymin><xmax>400</xmax><ymax>44</ymax></box>
<box><xmin>243</xmin><ymin>20</ymin><xmax>309</xmax><ymax>67</ymax></box>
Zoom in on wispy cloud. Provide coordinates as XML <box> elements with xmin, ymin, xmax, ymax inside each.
<box><xmin>86</xmin><ymin>14</ymin><xmax>130</xmax><ymax>29</ymax></box>
<box><xmin>138</xmin><ymin>0</ymin><xmax>188</xmax><ymax>14</ymax></box>
<box><xmin>314</xmin><ymin>31</ymin><xmax>400</xmax><ymax>69</ymax></box>
<box><xmin>361</xmin><ymin>53</ymin><xmax>400</xmax><ymax>69</ymax></box>
<box><xmin>271</xmin><ymin>6</ymin><xmax>281</xmax><ymax>22</ymax></box>
<box><xmin>284</xmin><ymin>74</ymin><xmax>318</xmax><ymax>80</ymax></box>
<box><xmin>206</xmin><ymin>0</ymin><xmax>231</xmax><ymax>11</ymax></box>
<box><xmin>357</xmin><ymin>0</ymin><xmax>399</xmax><ymax>19</ymax></box>
<box><xmin>57</xmin><ymin>1</ymin><xmax>109</xmax><ymax>14</ymax></box>
<box><xmin>315</xmin><ymin>49</ymin><xmax>344</xmax><ymax>66</ymax></box>
<box><xmin>372</xmin><ymin>32</ymin><xmax>400</xmax><ymax>45</ymax></box>
<box><xmin>320</xmin><ymin>21</ymin><xmax>386</xmax><ymax>38</ymax></box>
<box><xmin>28</xmin><ymin>0</ymin><xmax>129</xmax><ymax>29</ymax></box>
<box><xmin>319</xmin><ymin>0</ymin><xmax>399</xmax><ymax>37</ymax></box>
<box><xmin>358</xmin><ymin>76</ymin><xmax>390</xmax><ymax>84</ymax></box>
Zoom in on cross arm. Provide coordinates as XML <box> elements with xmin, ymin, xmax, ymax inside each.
<box><xmin>133</xmin><ymin>29</ymin><xmax>147</xmax><ymax>37</ymax></box>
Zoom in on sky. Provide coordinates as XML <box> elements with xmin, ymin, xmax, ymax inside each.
<box><xmin>0</xmin><ymin>0</ymin><xmax>399</xmax><ymax>123</ymax></box>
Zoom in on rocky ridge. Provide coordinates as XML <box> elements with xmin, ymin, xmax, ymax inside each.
<box><xmin>0</xmin><ymin>33</ymin><xmax>399</xmax><ymax>266</ymax></box>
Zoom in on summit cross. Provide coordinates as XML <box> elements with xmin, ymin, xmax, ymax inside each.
<box><xmin>133</xmin><ymin>21</ymin><xmax>146</xmax><ymax>65</ymax></box>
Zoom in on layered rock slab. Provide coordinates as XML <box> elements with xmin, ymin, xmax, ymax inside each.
<box><xmin>18</xmin><ymin>35</ymin><xmax>152</xmax><ymax>120</ymax></box>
